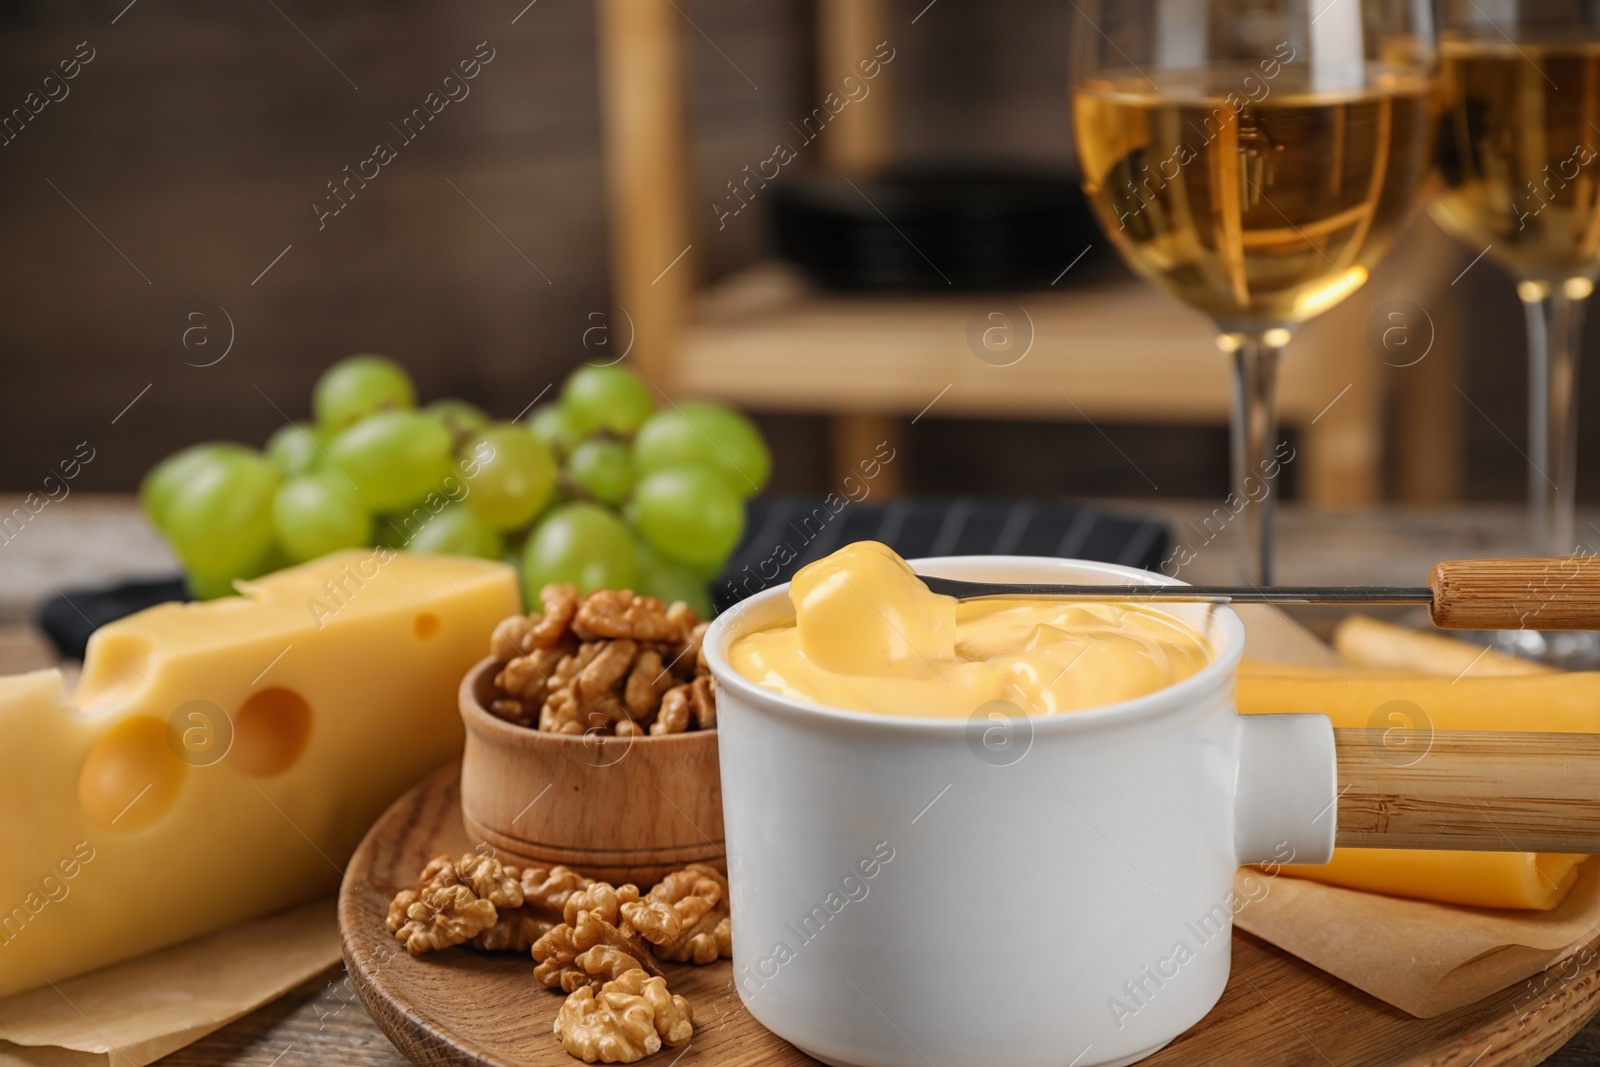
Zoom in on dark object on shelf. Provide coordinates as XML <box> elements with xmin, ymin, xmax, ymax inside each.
<box><xmin>36</xmin><ymin>577</ymin><xmax>188</xmax><ymax>661</ymax></box>
<box><xmin>767</xmin><ymin>164</ymin><xmax>1107</xmax><ymax>291</ymax></box>
<box><xmin>712</xmin><ymin>497</ymin><xmax>1168</xmax><ymax>613</ymax></box>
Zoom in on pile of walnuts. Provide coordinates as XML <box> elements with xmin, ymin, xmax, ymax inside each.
<box><xmin>387</xmin><ymin>853</ymin><xmax>730</xmax><ymax>1064</ymax></box>
<box><xmin>487</xmin><ymin>585</ymin><xmax>716</xmax><ymax>737</ymax></box>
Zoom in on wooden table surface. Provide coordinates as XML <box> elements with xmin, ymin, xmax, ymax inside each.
<box><xmin>6</xmin><ymin>495</ymin><xmax>1600</xmax><ymax>1067</ymax></box>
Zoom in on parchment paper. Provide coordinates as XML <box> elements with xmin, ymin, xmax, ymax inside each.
<box><xmin>1233</xmin><ymin>863</ymin><xmax>1600</xmax><ymax>1018</ymax></box>
<box><xmin>0</xmin><ymin>896</ymin><xmax>339</xmax><ymax>1066</ymax></box>
<box><xmin>1233</xmin><ymin>602</ymin><xmax>1600</xmax><ymax>1018</ymax></box>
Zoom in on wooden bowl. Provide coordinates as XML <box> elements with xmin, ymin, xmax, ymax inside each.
<box><xmin>456</xmin><ymin>656</ymin><xmax>724</xmax><ymax>885</ymax></box>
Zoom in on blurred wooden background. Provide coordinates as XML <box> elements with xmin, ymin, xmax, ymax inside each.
<box><xmin>0</xmin><ymin>0</ymin><xmax>1590</xmax><ymax>506</ymax></box>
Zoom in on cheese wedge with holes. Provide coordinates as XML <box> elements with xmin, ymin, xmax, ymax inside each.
<box><xmin>0</xmin><ymin>548</ymin><xmax>519</xmax><ymax>997</ymax></box>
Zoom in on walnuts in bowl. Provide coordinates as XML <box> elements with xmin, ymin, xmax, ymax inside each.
<box><xmin>488</xmin><ymin>585</ymin><xmax>716</xmax><ymax>737</ymax></box>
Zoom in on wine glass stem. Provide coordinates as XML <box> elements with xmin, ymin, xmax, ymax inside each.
<box><xmin>1522</xmin><ymin>283</ymin><xmax>1588</xmax><ymax>555</ymax></box>
<box><xmin>1229</xmin><ymin>336</ymin><xmax>1286</xmax><ymax>586</ymax></box>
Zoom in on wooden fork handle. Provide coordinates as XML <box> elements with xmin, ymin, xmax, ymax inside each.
<box><xmin>1429</xmin><ymin>556</ymin><xmax>1600</xmax><ymax>630</ymax></box>
<box><xmin>1334</xmin><ymin>728</ymin><xmax>1600</xmax><ymax>853</ymax></box>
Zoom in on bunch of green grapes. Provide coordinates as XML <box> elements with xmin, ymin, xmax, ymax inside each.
<box><xmin>139</xmin><ymin>356</ymin><xmax>768</xmax><ymax>616</ymax></box>
<box><xmin>522</xmin><ymin>365</ymin><xmax>767</xmax><ymax>616</ymax></box>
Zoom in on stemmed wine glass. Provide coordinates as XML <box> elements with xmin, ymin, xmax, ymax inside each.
<box><xmin>1431</xmin><ymin>1</ymin><xmax>1600</xmax><ymax>558</ymax></box>
<box><xmin>1072</xmin><ymin>0</ymin><xmax>1438</xmax><ymax>583</ymax></box>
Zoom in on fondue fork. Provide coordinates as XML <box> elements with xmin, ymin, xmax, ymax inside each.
<box><xmin>916</xmin><ymin>557</ymin><xmax>1600</xmax><ymax>631</ymax></box>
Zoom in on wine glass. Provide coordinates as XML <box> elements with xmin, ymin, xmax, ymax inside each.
<box><xmin>1072</xmin><ymin>0</ymin><xmax>1438</xmax><ymax>583</ymax></box>
<box><xmin>1431</xmin><ymin>1</ymin><xmax>1600</xmax><ymax>558</ymax></box>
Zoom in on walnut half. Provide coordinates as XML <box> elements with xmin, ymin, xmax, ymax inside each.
<box><xmin>387</xmin><ymin>885</ymin><xmax>497</xmax><ymax>956</ymax></box>
<box><xmin>469</xmin><ymin>862</ymin><xmax>596</xmax><ymax>953</ymax></box>
<box><xmin>622</xmin><ymin>863</ymin><xmax>731</xmax><ymax>964</ymax></box>
<box><xmin>533</xmin><ymin>881</ymin><xmax>662</xmax><ymax>993</ymax></box>
<box><xmin>573</xmin><ymin>591</ymin><xmax>686</xmax><ymax>643</ymax></box>
<box><xmin>554</xmin><ymin>968</ymin><xmax>694</xmax><ymax>1064</ymax></box>
<box><xmin>385</xmin><ymin>854</ymin><xmax>514</xmax><ymax>956</ymax></box>
<box><xmin>651</xmin><ymin>676</ymin><xmax>715</xmax><ymax>736</ymax></box>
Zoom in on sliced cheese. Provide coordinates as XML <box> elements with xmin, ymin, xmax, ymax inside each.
<box><xmin>1238</xmin><ymin>668</ymin><xmax>1598</xmax><ymax>910</ymax></box>
<box><xmin>0</xmin><ymin>548</ymin><xmax>519</xmax><ymax>997</ymax></box>
<box><xmin>1281</xmin><ymin>848</ymin><xmax>1585</xmax><ymax>911</ymax></box>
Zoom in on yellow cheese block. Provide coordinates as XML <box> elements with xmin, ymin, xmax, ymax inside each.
<box><xmin>1332</xmin><ymin>614</ymin><xmax>1555</xmax><ymax>678</ymax></box>
<box><xmin>1238</xmin><ymin>668</ymin><xmax>1599</xmax><ymax>910</ymax></box>
<box><xmin>1236</xmin><ymin>670</ymin><xmax>1600</xmax><ymax>730</ymax></box>
<box><xmin>0</xmin><ymin>548</ymin><xmax>519</xmax><ymax>997</ymax></box>
<box><xmin>1281</xmin><ymin>848</ymin><xmax>1585</xmax><ymax>911</ymax></box>
<box><xmin>1239</xmin><ymin>659</ymin><xmax>1419</xmax><ymax>681</ymax></box>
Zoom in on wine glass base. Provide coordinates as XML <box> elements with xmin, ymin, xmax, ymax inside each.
<box><xmin>1453</xmin><ymin>628</ymin><xmax>1600</xmax><ymax>670</ymax></box>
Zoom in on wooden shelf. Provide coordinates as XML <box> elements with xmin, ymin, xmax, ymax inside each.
<box><xmin>676</xmin><ymin>262</ymin><xmax>1357</xmax><ymax>424</ymax></box>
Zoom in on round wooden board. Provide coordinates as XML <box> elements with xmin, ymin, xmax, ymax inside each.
<box><xmin>342</xmin><ymin>766</ymin><xmax>1600</xmax><ymax>1067</ymax></box>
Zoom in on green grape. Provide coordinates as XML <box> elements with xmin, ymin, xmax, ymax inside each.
<box><xmin>565</xmin><ymin>438</ymin><xmax>634</xmax><ymax>505</ymax></box>
<box><xmin>272</xmin><ymin>472</ymin><xmax>372</xmax><ymax>562</ymax></box>
<box><xmin>265</xmin><ymin>422</ymin><xmax>322</xmax><ymax>477</ymax></box>
<box><xmin>139</xmin><ymin>442</ymin><xmax>255</xmax><ymax>530</ymax></box>
<box><xmin>632</xmin><ymin>402</ymin><xmax>770</xmax><ymax>498</ymax></box>
<box><xmin>426</xmin><ymin>399</ymin><xmax>491</xmax><ymax>449</ymax></box>
<box><xmin>373</xmin><ymin>514</ymin><xmax>412</xmax><ymax>549</ymax></box>
<box><xmin>560</xmin><ymin>365</ymin><xmax>653</xmax><ymax>436</ymax></box>
<box><xmin>162</xmin><ymin>451</ymin><xmax>281</xmax><ymax>578</ymax></box>
<box><xmin>407</xmin><ymin>503</ymin><xmax>505</xmax><ymax>559</ymax></box>
<box><xmin>634</xmin><ymin>539</ymin><xmax>712</xmax><ymax>618</ymax></box>
<box><xmin>185</xmin><ymin>571</ymin><xmax>239</xmax><ymax>600</ymax></box>
<box><xmin>312</xmin><ymin>354</ymin><xmax>416</xmax><ymax>430</ymax></box>
<box><xmin>628</xmin><ymin>465</ymin><xmax>744</xmax><ymax>567</ymax></box>
<box><xmin>461</xmin><ymin>424</ymin><xmax>557</xmax><ymax>530</ymax></box>
<box><xmin>325</xmin><ymin>410</ymin><xmax>452</xmax><ymax>513</ymax></box>
<box><xmin>186</xmin><ymin>543</ymin><xmax>286</xmax><ymax>600</ymax></box>
<box><xmin>521</xmin><ymin>503</ymin><xmax>637</xmax><ymax>600</ymax></box>
<box><xmin>526</xmin><ymin>402</ymin><xmax>582</xmax><ymax>454</ymax></box>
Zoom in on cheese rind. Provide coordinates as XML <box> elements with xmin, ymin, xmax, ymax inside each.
<box><xmin>1238</xmin><ymin>669</ymin><xmax>1597</xmax><ymax>910</ymax></box>
<box><xmin>0</xmin><ymin>549</ymin><xmax>520</xmax><ymax>997</ymax></box>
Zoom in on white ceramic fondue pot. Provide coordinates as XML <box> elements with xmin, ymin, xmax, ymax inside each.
<box><xmin>702</xmin><ymin>554</ymin><xmax>1600</xmax><ymax>1067</ymax></box>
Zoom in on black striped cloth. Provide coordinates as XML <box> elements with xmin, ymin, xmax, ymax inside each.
<box><xmin>35</xmin><ymin>499</ymin><xmax>1170</xmax><ymax>657</ymax></box>
<box><xmin>712</xmin><ymin>498</ymin><xmax>1169</xmax><ymax>612</ymax></box>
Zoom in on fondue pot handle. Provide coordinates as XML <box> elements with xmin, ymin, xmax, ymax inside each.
<box><xmin>1331</xmin><ymin>728</ymin><xmax>1600</xmax><ymax>853</ymax></box>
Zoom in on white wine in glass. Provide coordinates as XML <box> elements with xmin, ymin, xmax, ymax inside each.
<box><xmin>1432</xmin><ymin>26</ymin><xmax>1600</xmax><ymax>556</ymax></box>
<box><xmin>1072</xmin><ymin>1</ymin><xmax>1437</xmax><ymax>583</ymax></box>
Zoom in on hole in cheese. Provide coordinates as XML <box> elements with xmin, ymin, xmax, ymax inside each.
<box><xmin>414</xmin><ymin>612</ymin><xmax>441</xmax><ymax>639</ymax></box>
<box><xmin>228</xmin><ymin>688</ymin><xmax>312</xmax><ymax>777</ymax></box>
<box><xmin>78</xmin><ymin>716</ymin><xmax>187</xmax><ymax>831</ymax></box>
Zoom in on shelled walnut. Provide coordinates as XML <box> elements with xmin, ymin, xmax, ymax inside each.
<box><xmin>488</xmin><ymin>586</ymin><xmax>716</xmax><ymax>736</ymax></box>
<box><xmin>384</xmin><ymin>853</ymin><xmax>592</xmax><ymax>957</ymax></box>
<box><xmin>554</xmin><ymin>968</ymin><xmax>694</xmax><ymax>1064</ymax></box>
<box><xmin>620</xmin><ymin>864</ymin><xmax>731</xmax><ymax>965</ymax></box>
<box><xmin>386</xmin><ymin>854</ymin><xmax>507</xmax><ymax>956</ymax></box>
<box><xmin>384</xmin><ymin>859</ymin><xmax>724</xmax><ymax>1063</ymax></box>
<box><xmin>532</xmin><ymin>881</ymin><xmax>662</xmax><ymax>992</ymax></box>
<box><xmin>474</xmin><ymin>864</ymin><xmax>597</xmax><ymax>953</ymax></box>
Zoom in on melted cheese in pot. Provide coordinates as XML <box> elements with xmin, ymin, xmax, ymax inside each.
<box><xmin>728</xmin><ymin>541</ymin><xmax>1210</xmax><ymax>718</ymax></box>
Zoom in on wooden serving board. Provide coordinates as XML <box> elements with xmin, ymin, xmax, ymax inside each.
<box><xmin>341</xmin><ymin>766</ymin><xmax>1600</xmax><ymax>1067</ymax></box>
